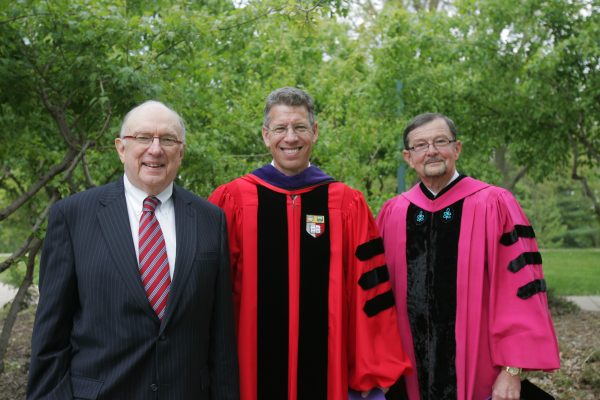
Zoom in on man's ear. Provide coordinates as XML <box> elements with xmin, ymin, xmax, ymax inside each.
<box><xmin>453</xmin><ymin>139</ymin><xmax>462</xmax><ymax>160</ymax></box>
<box><xmin>262</xmin><ymin>126</ymin><xmax>270</xmax><ymax>147</ymax></box>
<box><xmin>115</xmin><ymin>138</ymin><xmax>126</xmax><ymax>163</ymax></box>
<box><xmin>402</xmin><ymin>149</ymin><xmax>413</xmax><ymax>168</ymax></box>
<box><xmin>311</xmin><ymin>123</ymin><xmax>319</xmax><ymax>143</ymax></box>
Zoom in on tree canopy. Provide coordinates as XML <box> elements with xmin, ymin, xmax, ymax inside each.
<box><xmin>1</xmin><ymin>0</ymin><xmax>598</xmax><ymax>258</ymax></box>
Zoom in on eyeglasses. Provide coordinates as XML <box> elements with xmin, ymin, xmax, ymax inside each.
<box><xmin>122</xmin><ymin>135</ymin><xmax>183</xmax><ymax>148</ymax></box>
<box><xmin>407</xmin><ymin>138</ymin><xmax>456</xmax><ymax>153</ymax></box>
<box><xmin>267</xmin><ymin>124</ymin><xmax>312</xmax><ymax>136</ymax></box>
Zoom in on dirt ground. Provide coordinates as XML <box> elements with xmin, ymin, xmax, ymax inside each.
<box><xmin>0</xmin><ymin>303</ymin><xmax>598</xmax><ymax>399</ymax></box>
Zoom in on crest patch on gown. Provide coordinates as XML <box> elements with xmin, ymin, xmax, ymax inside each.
<box><xmin>415</xmin><ymin>209</ymin><xmax>427</xmax><ymax>225</ymax></box>
<box><xmin>306</xmin><ymin>214</ymin><xmax>325</xmax><ymax>238</ymax></box>
<box><xmin>440</xmin><ymin>207</ymin><xmax>454</xmax><ymax>223</ymax></box>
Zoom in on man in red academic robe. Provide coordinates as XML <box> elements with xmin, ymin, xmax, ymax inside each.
<box><xmin>209</xmin><ymin>87</ymin><xmax>411</xmax><ymax>400</ymax></box>
<box><xmin>377</xmin><ymin>113</ymin><xmax>560</xmax><ymax>400</ymax></box>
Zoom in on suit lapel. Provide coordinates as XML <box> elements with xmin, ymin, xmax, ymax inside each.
<box><xmin>161</xmin><ymin>185</ymin><xmax>197</xmax><ymax>331</ymax></box>
<box><xmin>97</xmin><ymin>179</ymin><xmax>158</xmax><ymax>321</ymax></box>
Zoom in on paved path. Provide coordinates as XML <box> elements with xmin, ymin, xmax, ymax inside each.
<box><xmin>565</xmin><ymin>296</ymin><xmax>600</xmax><ymax>312</ymax></box>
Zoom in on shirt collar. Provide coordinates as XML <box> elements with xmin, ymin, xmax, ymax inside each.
<box><xmin>270</xmin><ymin>160</ymin><xmax>311</xmax><ymax>168</ymax></box>
<box><xmin>123</xmin><ymin>174</ymin><xmax>173</xmax><ymax>211</ymax></box>
<box><xmin>424</xmin><ymin>169</ymin><xmax>460</xmax><ymax>196</ymax></box>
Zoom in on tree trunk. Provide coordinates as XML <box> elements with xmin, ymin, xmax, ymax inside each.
<box><xmin>0</xmin><ymin>237</ymin><xmax>41</xmax><ymax>374</ymax></box>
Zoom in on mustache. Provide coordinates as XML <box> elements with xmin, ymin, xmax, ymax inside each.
<box><xmin>425</xmin><ymin>157</ymin><xmax>444</xmax><ymax>164</ymax></box>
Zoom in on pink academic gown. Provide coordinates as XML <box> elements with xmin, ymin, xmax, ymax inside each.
<box><xmin>377</xmin><ymin>176</ymin><xmax>560</xmax><ymax>400</ymax></box>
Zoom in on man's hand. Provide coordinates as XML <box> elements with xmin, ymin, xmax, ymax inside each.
<box><xmin>360</xmin><ymin>387</ymin><xmax>389</xmax><ymax>398</ymax></box>
<box><xmin>491</xmin><ymin>370</ymin><xmax>521</xmax><ymax>400</ymax></box>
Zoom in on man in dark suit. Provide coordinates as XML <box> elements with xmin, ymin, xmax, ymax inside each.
<box><xmin>27</xmin><ymin>101</ymin><xmax>240</xmax><ymax>400</ymax></box>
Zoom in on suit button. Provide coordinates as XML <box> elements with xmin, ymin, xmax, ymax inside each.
<box><xmin>150</xmin><ymin>383</ymin><xmax>158</xmax><ymax>392</ymax></box>
<box><xmin>159</xmin><ymin>334</ymin><xmax>167</xmax><ymax>341</ymax></box>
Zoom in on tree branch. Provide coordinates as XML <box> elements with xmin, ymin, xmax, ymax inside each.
<box><xmin>81</xmin><ymin>153</ymin><xmax>95</xmax><ymax>188</ymax></box>
<box><xmin>39</xmin><ymin>88</ymin><xmax>78</xmax><ymax>149</ymax></box>
<box><xmin>0</xmin><ymin>192</ymin><xmax>58</xmax><ymax>273</ymax></box>
<box><xmin>0</xmin><ymin>149</ymin><xmax>77</xmax><ymax>222</ymax></box>
<box><xmin>217</xmin><ymin>6</ymin><xmax>286</xmax><ymax>32</ymax></box>
<box><xmin>0</xmin><ymin>237</ymin><xmax>41</xmax><ymax>374</ymax></box>
<box><xmin>507</xmin><ymin>166</ymin><xmax>528</xmax><ymax>191</ymax></box>
<box><xmin>1</xmin><ymin>167</ymin><xmax>27</xmax><ymax>195</ymax></box>
<box><xmin>0</xmin><ymin>12</ymin><xmax>54</xmax><ymax>25</ymax></box>
<box><xmin>574</xmin><ymin>129</ymin><xmax>600</xmax><ymax>163</ymax></box>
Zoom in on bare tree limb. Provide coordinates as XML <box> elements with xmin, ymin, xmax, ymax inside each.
<box><xmin>82</xmin><ymin>154</ymin><xmax>95</xmax><ymax>188</ymax></box>
<box><xmin>0</xmin><ymin>237</ymin><xmax>42</xmax><ymax>374</ymax></box>
<box><xmin>70</xmin><ymin>97</ymin><xmax>99</xmax><ymax>133</ymax></box>
<box><xmin>63</xmin><ymin>141</ymin><xmax>93</xmax><ymax>182</ymax></box>
<box><xmin>39</xmin><ymin>88</ymin><xmax>78</xmax><ymax>149</ymax></box>
<box><xmin>0</xmin><ymin>192</ymin><xmax>58</xmax><ymax>273</ymax></box>
<box><xmin>0</xmin><ymin>149</ymin><xmax>77</xmax><ymax>222</ymax></box>
<box><xmin>507</xmin><ymin>166</ymin><xmax>528</xmax><ymax>191</ymax></box>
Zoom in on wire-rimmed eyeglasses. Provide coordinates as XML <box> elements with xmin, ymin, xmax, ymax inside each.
<box><xmin>407</xmin><ymin>138</ymin><xmax>456</xmax><ymax>153</ymax></box>
<box><xmin>122</xmin><ymin>135</ymin><xmax>184</xmax><ymax>148</ymax></box>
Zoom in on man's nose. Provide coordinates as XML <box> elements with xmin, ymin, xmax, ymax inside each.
<box><xmin>147</xmin><ymin>137</ymin><xmax>163</xmax><ymax>152</ymax></box>
<box><xmin>283</xmin><ymin>128</ymin><xmax>299</xmax><ymax>139</ymax></box>
<box><xmin>425</xmin><ymin>142</ymin><xmax>439</xmax><ymax>154</ymax></box>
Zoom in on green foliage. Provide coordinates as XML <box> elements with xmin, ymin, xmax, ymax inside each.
<box><xmin>542</xmin><ymin>249</ymin><xmax>600</xmax><ymax>295</ymax></box>
<box><xmin>0</xmin><ymin>0</ymin><xmax>598</xmax><ymax>259</ymax></box>
<box><xmin>517</xmin><ymin>177</ymin><xmax>568</xmax><ymax>248</ymax></box>
<box><xmin>0</xmin><ymin>258</ymin><xmax>38</xmax><ymax>287</ymax></box>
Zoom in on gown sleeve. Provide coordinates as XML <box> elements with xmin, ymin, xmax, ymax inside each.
<box><xmin>209</xmin><ymin>184</ymin><xmax>242</xmax><ymax>274</ymax></box>
<box><xmin>344</xmin><ymin>190</ymin><xmax>412</xmax><ymax>391</ymax></box>
<box><xmin>486</xmin><ymin>189</ymin><xmax>560</xmax><ymax>370</ymax></box>
<box><xmin>209</xmin><ymin>183</ymin><xmax>244</xmax><ymax>326</ymax></box>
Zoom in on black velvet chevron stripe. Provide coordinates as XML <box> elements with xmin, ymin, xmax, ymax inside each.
<box><xmin>500</xmin><ymin>225</ymin><xmax>536</xmax><ymax>246</ymax></box>
<box><xmin>358</xmin><ymin>265</ymin><xmax>390</xmax><ymax>290</ymax></box>
<box><xmin>297</xmin><ymin>184</ymin><xmax>330</xmax><ymax>400</ymax></box>
<box><xmin>508</xmin><ymin>252</ymin><xmax>542</xmax><ymax>273</ymax></box>
<box><xmin>517</xmin><ymin>279</ymin><xmax>547</xmax><ymax>299</ymax></box>
<box><xmin>257</xmin><ymin>186</ymin><xmax>288</xmax><ymax>400</ymax></box>
<box><xmin>355</xmin><ymin>237</ymin><xmax>384</xmax><ymax>261</ymax></box>
<box><xmin>363</xmin><ymin>290</ymin><xmax>395</xmax><ymax>317</ymax></box>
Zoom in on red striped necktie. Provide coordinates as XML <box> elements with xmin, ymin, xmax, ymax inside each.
<box><xmin>138</xmin><ymin>196</ymin><xmax>171</xmax><ymax>320</ymax></box>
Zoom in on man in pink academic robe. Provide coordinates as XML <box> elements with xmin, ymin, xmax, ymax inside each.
<box><xmin>377</xmin><ymin>113</ymin><xmax>560</xmax><ymax>400</ymax></box>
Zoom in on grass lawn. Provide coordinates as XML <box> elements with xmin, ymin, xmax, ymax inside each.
<box><xmin>541</xmin><ymin>249</ymin><xmax>600</xmax><ymax>296</ymax></box>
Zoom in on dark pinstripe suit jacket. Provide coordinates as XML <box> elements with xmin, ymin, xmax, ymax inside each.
<box><xmin>27</xmin><ymin>178</ymin><xmax>240</xmax><ymax>400</ymax></box>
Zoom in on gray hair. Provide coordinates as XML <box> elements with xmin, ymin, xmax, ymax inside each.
<box><xmin>119</xmin><ymin>100</ymin><xmax>186</xmax><ymax>142</ymax></box>
<box><xmin>403</xmin><ymin>113</ymin><xmax>457</xmax><ymax>149</ymax></box>
<box><xmin>263</xmin><ymin>87</ymin><xmax>316</xmax><ymax>128</ymax></box>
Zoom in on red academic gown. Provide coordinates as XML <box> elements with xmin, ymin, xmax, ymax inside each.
<box><xmin>377</xmin><ymin>176</ymin><xmax>560</xmax><ymax>400</ymax></box>
<box><xmin>209</xmin><ymin>165</ymin><xmax>411</xmax><ymax>400</ymax></box>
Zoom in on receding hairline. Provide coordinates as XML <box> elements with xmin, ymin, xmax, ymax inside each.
<box><xmin>119</xmin><ymin>100</ymin><xmax>186</xmax><ymax>140</ymax></box>
<box><xmin>403</xmin><ymin>113</ymin><xmax>457</xmax><ymax>148</ymax></box>
<box><xmin>263</xmin><ymin>87</ymin><xmax>316</xmax><ymax>128</ymax></box>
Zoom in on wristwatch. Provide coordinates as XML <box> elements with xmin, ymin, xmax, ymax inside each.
<box><xmin>504</xmin><ymin>366</ymin><xmax>522</xmax><ymax>376</ymax></box>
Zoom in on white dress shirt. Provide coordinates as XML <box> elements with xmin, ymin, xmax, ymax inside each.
<box><xmin>123</xmin><ymin>175</ymin><xmax>176</xmax><ymax>278</ymax></box>
<box><xmin>424</xmin><ymin>170</ymin><xmax>460</xmax><ymax>196</ymax></box>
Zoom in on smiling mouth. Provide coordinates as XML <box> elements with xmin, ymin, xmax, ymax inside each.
<box><xmin>281</xmin><ymin>147</ymin><xmax>302</xmax><ymax>155</ymax></box>
<box><xmin>142</xmin><ymin>162</ymin><xmax>165</xmax><ymax>168</ymax></box>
